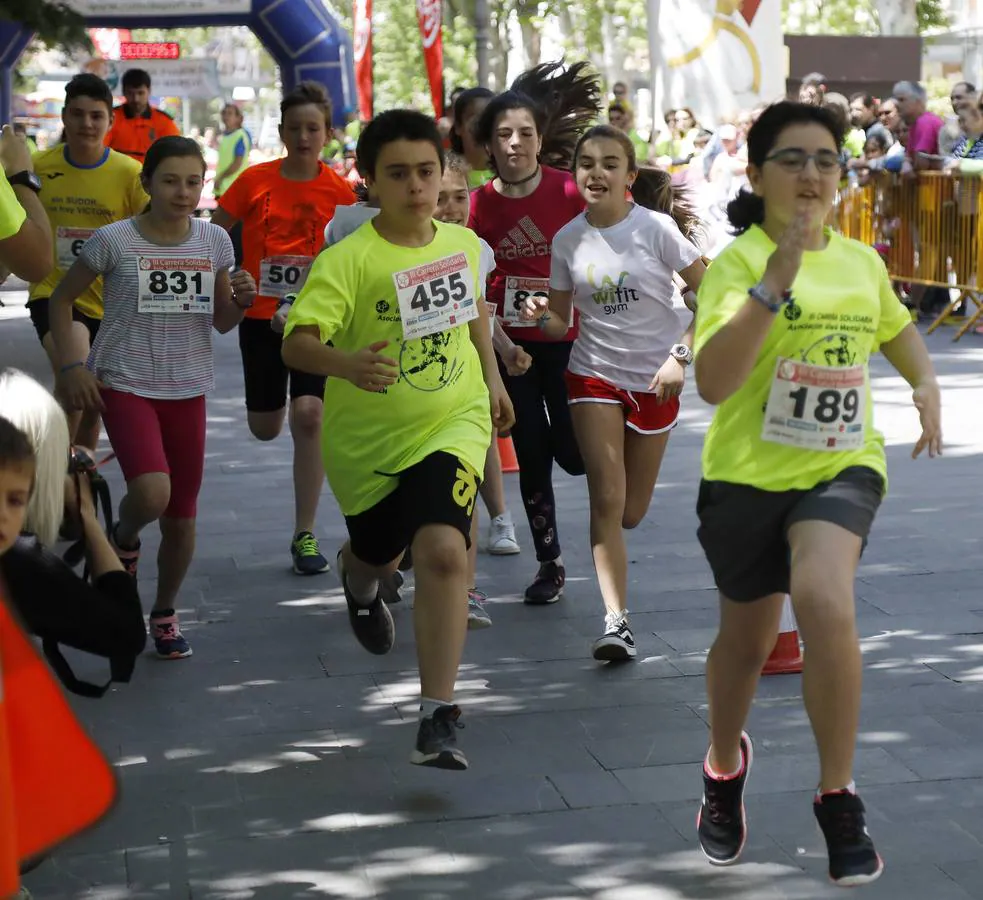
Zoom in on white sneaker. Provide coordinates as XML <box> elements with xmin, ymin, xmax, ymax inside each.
<box><xmin>487</xmin><ymin>513</ymin><xmax>520</xmax><ymax>555</ymax></box>
<box><xmin>592</xmin><ymin>610</ymin><xmax>637</xmax><ymax>661</ymax></box>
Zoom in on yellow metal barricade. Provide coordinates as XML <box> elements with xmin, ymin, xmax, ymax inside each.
<box><xmin>830</xmin><ymin>171</ymin><xmax>983</xmax><ymax>342</ymax></box>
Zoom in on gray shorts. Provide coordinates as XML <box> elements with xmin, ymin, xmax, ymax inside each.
<box><xmin>696</xmin><ymin>465</ymin><xmax>884</xmax><ymax>603</ymax></box>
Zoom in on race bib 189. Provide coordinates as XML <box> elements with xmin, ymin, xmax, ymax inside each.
<box><xmin>393</xmin><ymin>253</ymin><xmax>478</xmax><ymax>340</ymax></box>
<box><xmin>137</xmin><ymin>257</ymin><xmax>215</xmax><ymax>314</ymax></box>
<box><xmin>56</xmin><ymin>226</ymin><xmax>94</xmax><ymax>271</ymax></box>
<box><xmin>502</xmin><ymin>276</ymin><xmax>548</xmax><ymax>327</ymax></box>
<box><xmin>762</xmin><ymin>358</ymin><xmax>866</xmax><ymax>451</ymax></box>
<box><xmin>260</xmin><ymin>255</ymin><xmax>312</xmax><ymax>299</ymax></box>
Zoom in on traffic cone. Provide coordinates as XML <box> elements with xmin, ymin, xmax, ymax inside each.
<box><xmin>762</xmin><ymin>595</ymin><xmax>803</xmax><ymax>675</ymax></box>
<box><xmin>498</xmin><ymin>436</ymin><xmax>519</xmax><ymax>474</ymax></box>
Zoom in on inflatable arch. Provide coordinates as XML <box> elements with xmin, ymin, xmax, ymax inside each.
<box><xmin>0</xmin><ymin>0</ymin><xmax>355</xmax><ymax>126</ymax></box>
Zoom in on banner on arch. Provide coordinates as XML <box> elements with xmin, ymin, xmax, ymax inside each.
<box><xmin>647</xmin><ymin>0</ymin><xmax>785</xmax><ymax>128</ymax></box>
<box><xmin>353</xmin><ymin>0</ymin><xmax>373</xmax><ymax>121</ymax></box>
<box><xmin>416</xmin><ymin>0</ymin><xmax>444</xmax><ymax>118</ymax></box>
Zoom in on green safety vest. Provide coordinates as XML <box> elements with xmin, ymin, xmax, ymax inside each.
<box><xmin>216</xmin><ymin>127</ymin><xmax>251</xmax><ymax>197</ymax></box>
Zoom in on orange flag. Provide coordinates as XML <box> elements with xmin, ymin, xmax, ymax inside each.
<box><xmin>0</xmin><ymin>587</ymin><xmax>118</xmax><ymax>897</ymax></box>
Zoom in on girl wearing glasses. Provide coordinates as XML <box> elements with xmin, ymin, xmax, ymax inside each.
<box><xmin>692</xmin><ymin>102</ymin><xmax>941</xmax><ymax>886</ymax></box>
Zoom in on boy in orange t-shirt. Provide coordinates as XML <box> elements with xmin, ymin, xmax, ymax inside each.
<box><xmin>211</xmin><ymin>82</ymin><xmax>356</xmax><ymax>575</ymax></box>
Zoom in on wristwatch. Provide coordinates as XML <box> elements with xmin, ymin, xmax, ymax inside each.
<box><xmin>7</xmin><ymin>170</ymin><xmax>41</xmax><ymax>194</ymax></box>
<box><xmin>748</xmin><ymin>282</ymin><xmax>791</xmax><ymax>314</ymax></box>
<box><xmin>670</xmin><ymin>343</ymin><xmax>694</xmax><ymax>366</ymax></box>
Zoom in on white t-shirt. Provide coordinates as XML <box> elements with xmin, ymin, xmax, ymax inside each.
<box><xmin>550</xmin><ymin>204</ymin><xmax>700</xmax><ymax>392</ymax></box>
<box><xmin>325</xmin><ymin>207</ymin><xmax>496</xmax><ymax>291</ymax></box>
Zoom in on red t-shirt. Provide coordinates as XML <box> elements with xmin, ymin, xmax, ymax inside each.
<box><xmin>218</xmin><ymin>160</ymin><xmax>357</xmax><ymax>319</ymax></box>
<box><xmin>468</xmin><ymin>166</ymin><xmax>585</xmax><ymax>342</ymax></box>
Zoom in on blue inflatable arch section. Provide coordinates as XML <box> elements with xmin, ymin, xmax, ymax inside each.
<box><xmin>0</xmin><ymin>0</ymin><xmax>355</xmax><ymax>126</ymax></box>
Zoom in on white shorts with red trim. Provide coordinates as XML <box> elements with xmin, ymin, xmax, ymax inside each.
<box><xmin>564</xmin><ymin>371</ymin><xmax>679</xmax><ymax>435</ymax></box>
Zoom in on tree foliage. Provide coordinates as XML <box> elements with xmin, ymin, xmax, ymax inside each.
<box><xmin>783</xmin><ymin>0</ymin><xmax>947</xmax><ymax>35</ymax></box>
<box><xmin>0</xmin><ymin>0</ymin><xmax>91</xmax><ymax>52</ymax></box>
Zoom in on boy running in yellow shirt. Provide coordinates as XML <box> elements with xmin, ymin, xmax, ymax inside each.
<box><xmin>282</xmin><ymin>110</ymin><xmax>514</xmax><ymax>770</ymax></box>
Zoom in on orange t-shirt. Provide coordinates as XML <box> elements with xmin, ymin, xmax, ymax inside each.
<box><xmin>104</xmin><ymin>105</ymin><xmax>181</xmax><ymax>163</ymax></box>
<box><xmin>218</xmin><ymin>160</ymin><xmax>357</xmax><ymax>319</ymax></box>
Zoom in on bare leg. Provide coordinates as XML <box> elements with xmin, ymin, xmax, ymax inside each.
<box><xmin>154</xmin><ymin>517</ymin><xmax>196</xmax><ymax>613</ymax></box>
<box><xmin>571</xmin><ymin>403</ymin><xmax>629</xmax><ymax>615</ymax></box>
<box><xmin>787</xmin><ymin>519</ymin><xmax>863</xmax><ymax>793</ymax></box>
<box><xmin>287</xmin><ymin>396</ymin><xmax>325</xmax><ymax>535</ymax></box>
<box><xmin>622</xmin><ymin>427</ymin><xmax>672</xmax><ymax>529</ymax></box>
<box><xmin>479</xmin><ymin>438</ymin><xmax>507</xmax><ymax>518</ymax></box>
<box><xmin>116</xmin><ymin>472</ymin><xmax>170</xmax><ymax>548</ymax></box>
<box><xmin>413</xmin><ymin>523</ymin><xmax>469</xmax><ymax>702</ymax></box>
<box><xmin>706</xmin><ymin>593</ymin><xmax>785</xmax><ymax>774</ymax></box>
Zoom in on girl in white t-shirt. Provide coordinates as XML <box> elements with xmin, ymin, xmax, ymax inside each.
<box><xmin>523</xmin><ymin>124</ymin><xmax>706</xmax><ymax>661</ymax></box>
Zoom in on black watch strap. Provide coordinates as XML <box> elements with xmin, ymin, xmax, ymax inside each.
<box><xmin>7</xmin><ymin>170</ymin><xmax>41</xmax><ymax>194</ymax></box>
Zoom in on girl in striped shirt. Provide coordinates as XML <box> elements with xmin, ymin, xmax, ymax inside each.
<box><xmin>51</xmin><ymin>136</ymin><xmax>257</xmax><ymax>661</ymax></box>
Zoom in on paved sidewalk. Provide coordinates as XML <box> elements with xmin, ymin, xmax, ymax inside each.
<box><xmin>5</xmin><ymin>291</ymin><xmax>983</xmax><ymax>899</ymax></box>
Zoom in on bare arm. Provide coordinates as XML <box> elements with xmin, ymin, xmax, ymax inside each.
<box><xmin>468</xmin><ymin>300</ymin><xmax>503</xmax><ymax>384</ymax></box>
<box><xmin>209</xmin><ymin>207</ymin><xmax>239</xmax><ymax>232</ymax></box>
<box><xmin>0</xmin><ymin>125</ymin><xmax>53</xmax><ymax>281</ymax></box>
<box><xmin>524</xmin><ymin>287</ymin><xmax>573</xmax><ymax>339</ymax></box>
<box><xmin>213</xmin><ymin>268</ymin><xmax>256</xmax><ymax>334</ymax></box>
<box><xmin>880</xmin><ymin>322</ymin><xmax>942</xmax><ymax>458</ymax></box>
<box><xmin>282</xmin><ymin>325</ymin><xmax>354</xmax><ymax>377</ymax></box>
<box><xmin>50</xmin><ymin>260</ymin><xmax>100</xmax><ymax>367</ymax></box>
<box><xmin>695</xmin><ymin>215</ymin><xmax>809</xmax><ymax>406</ymax></box>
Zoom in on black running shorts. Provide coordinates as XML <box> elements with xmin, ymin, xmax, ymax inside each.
<box><xmin>345</xmin><ymin>451</ymin><xmax>482</xmax><ymax>567</ymax></box>
<box><xmin>696</xmin><ymin>465</ymin><xmax>884</xmax><ymax>603</ymax></box>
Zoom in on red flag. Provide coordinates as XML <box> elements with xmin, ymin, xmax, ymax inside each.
<box><xmin>353</xmin><ymin>0</ymin><xmax>373</xmax><ymax>121</ymax></box>
<box><xmin>416</xmin><ymin>0</ymin><xmax>444</xmax><ymax>118</ymax></box>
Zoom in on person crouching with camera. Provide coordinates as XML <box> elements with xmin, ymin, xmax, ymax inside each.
<box><xmin>0</xmin><ymin>368</ymin><xmax>146</xmax><ymax>696</ymax></box>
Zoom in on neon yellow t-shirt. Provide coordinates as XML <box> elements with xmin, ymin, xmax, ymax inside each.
<box><xmin>694</xmin><ymin>225</ymin><xmax>912</xmax><ymax>492</ymax></box>
<box><xmin>0</xmin><ymin>171</ymin><xmax>26</xmax><ymax>241</ymax></box>
<box><xmin>31</xmin><ymin>146</ymin><xmax>148</xmax><ymax>318</ymax></box>
<box><xmin>284</xmin><ymin>220</ymin><xmax>491</xmax><ymax>516</ymax></box>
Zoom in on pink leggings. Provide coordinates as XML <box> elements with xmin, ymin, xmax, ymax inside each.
<box><xmin>99</xmin><ymin>389</ymin><xmax>206</xmax><ymax>519</ymax></box>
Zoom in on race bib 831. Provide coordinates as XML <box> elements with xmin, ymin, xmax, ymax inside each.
<box><xmin>137</xmin><ymin>257</ymin><xmax>215</xmax><ymax>314</ymax></box>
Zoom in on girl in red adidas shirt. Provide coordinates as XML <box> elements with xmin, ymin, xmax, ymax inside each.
<box><xmin>468</xmin><ymin>62</ymin><xmax>598</xmax><ymax>604</ymax></box>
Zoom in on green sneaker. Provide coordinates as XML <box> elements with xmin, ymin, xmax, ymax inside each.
<box><xmin>291</xmin><ymin>531</ymin><xmax>331</xmax><ymax>575</ymax></box>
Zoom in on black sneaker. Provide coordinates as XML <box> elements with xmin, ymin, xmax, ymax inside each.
<box><xmin>814</xmin><ymin>790</ymin><xmax>884</xmax><ymax>886</ymax></box>
<box><xmin>398</xmin><ymin>546</ymin><xmax>413</xmax><ymax>572</ymax></box>
<box><xmin>592</xmin><ymin>611</ymin><xmax>637</xmax><ymax>660</ymax></box>
<box><xmin>337</xmin><ymin>551</ymin><xmax>395</xmax><ymax>655</ymax></box>
<box><xmin>380</xmin><ymin>570</ymin><xmax>404</xmax><ymax>604</ymax></box>
<box><xmin>523</xmin><ymin>561</ymin><xmax>565</xmax><ymax>605</ymax></box>
<box><xmin>291</xmin><ymin>531</ymin><xmax>331</xmax><ymax>575</ymax></box>
<box><xmin>697</xmin><ymin>731</ymin><xmax>753</xmax><ymax>866</ymax></box>
<box><xmin>410</xmin><ymin>704</ymin><xmax>468</xmax><ymax>770</ymax></box>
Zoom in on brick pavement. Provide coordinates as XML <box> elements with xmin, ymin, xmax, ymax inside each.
<box><xmin>4</xmin><ymin>285</ymin><xmax>983</xmax><ymax>899</ymax></box>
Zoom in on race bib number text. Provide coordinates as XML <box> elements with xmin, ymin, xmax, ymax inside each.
<box><xmin>260</xmin><ymin>255</ymin><xmax>312</xmax><ymax>299</ymax></box>
<box><xmin>393</xmin><ymin>253</ymin><xmax>477</xmax><ymax>340</ymax></box>
<box><xmin>137</xmin><ymin>257</ymin><xmax>215</xmax><ymax>314</ymax></box>
<box><xmin>502</xmin><ymin>276</ymin><xmax>548</xmax><ymax>327</ymax></box>
<box><xmin>56</xmin><ymin>226</ymin><xmax>94</xmax><ymax>271</ymax></box>
<box><xmin>762</xmin><ymin>358</ymin><xmax>866</xmax><ymax>451</ymax></box>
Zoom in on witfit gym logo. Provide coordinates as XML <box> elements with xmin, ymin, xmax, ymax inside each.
<box><xmin>374</xmin><ymin>298</ymin><xmax>400</xmax><ymax>323</ymax></box>
<box><xmin>587</xmin><ymin>264</ymin><xmax>639</xmax><ymax>309</ymax></box>
<box><xmin>496</xmin><ymin>216</ymin><xmax>549</xmax><ymax>261</ymax></box>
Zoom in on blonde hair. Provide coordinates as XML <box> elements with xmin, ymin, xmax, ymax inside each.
<box><xmin>0</xmin><ymin>369</ymin><xmax>69</xmax><ymax>546</ymax></box>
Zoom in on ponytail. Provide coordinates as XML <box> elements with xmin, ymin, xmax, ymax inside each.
<box><xmin>631</xmin><ymin>166</ymin><xmax>701</xmax><ymax>244</ymax></box>
<box><xmin>726</xmin><ymin>188</ymin><xmax>765</xmax><ymax>234</ymax></box>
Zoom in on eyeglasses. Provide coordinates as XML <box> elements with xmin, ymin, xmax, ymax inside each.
<box><xmin>764</xmin><ymin>149</ymin><xmax>841</xmax><ymax>174</ymax></box>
